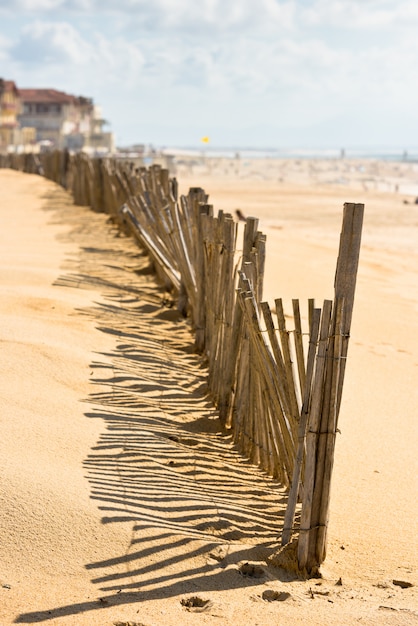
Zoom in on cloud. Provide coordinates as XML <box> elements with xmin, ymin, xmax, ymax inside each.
<box><xmin>7</xmin><ymin>13</ymin><xmax>418</xmax><ymax>112</ymax></box>
<box><xmin>12</xmin><ymin>21</ymin><xmax>91</xmax><ymax>63</ymax></box>
<box><xmin>1</xmin><ymin>0</ymin><xmax>296</xmax><ymax>35</ymax></box>
<box><xmin>2</xmin><ymin>1</ymin><xmax>418</xmax><ymax>146</ymax></box>
<box><xmin>0</xmin><ymin>0</ymin><xmax>65</xmax><ymax>10</ymax></box>
<box><xmin>3</xmin><ymin>0</ymin><xmax>418</xmax><ymax>33</ymax></box>
<box><xmin>147</xmin><ymin>0</ymin><xmax>295</xmax><ymax>34</ymax></box>
<box><xmin>302</xmin><ymin>0</ymin><xmax>418</xmax><ymax>30</ymax></box>
<box><xmin>11</xmin><ymin>20</ymin><xmax>144</xmax><ymax>77</ymax></box>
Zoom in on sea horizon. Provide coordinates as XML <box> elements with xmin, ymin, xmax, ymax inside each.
<box><xmin>156</xmin><ymin>145</ymin><xmax>418</xmax><ymax>162</ymax></box>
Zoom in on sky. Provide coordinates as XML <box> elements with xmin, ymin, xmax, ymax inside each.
<box><xmin>1</xmin><ymin>0</ymin><xmax>418</xmax><ymax>150</ymax></box>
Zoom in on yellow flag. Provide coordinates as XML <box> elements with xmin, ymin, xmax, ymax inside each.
<box><xmin>201</xmin><ymin>136</ymin><xmax>210</xmax><ymax>144</ymax></box>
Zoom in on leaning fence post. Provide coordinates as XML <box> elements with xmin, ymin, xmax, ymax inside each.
<box><xmin>298</xmin><ymin>202</ymin><xmax>364</xmax><ymax>574</ymax></box>
<box><xmin>282</xmin><ymin>306</ymin><xmax>321</xmax><ymax>546</ymax></box>
<box><xmin>314</xmin><ymin>203</ymin><xmax>364</xmax><ymax>567</ymax></box>
<box><xmin>333</xmin><ymin>202</ymin><xmax>365</xmax><ymax>417</ymax></box>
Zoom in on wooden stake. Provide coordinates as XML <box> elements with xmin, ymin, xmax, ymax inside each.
<box><xmin>282</xmin><ymin>306</ymin><xmax>321</xmax><ymax>546</ymax></box>
<box><xmin>297</xmin><ymin>299</ymin><xmax>333</xmax><ymax>571</ymax></box>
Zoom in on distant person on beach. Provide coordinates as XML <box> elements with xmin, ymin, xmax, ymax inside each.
<box><xmin>235</xmin><ymin>209</ymin><xmax>246</xmax><ymax>221</ymax></box>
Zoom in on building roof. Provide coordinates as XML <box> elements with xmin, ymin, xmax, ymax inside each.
<box><xmin>18</xmin><ymin>88</ymin><xmax>76</xmax><ymax>104</ymax></box>
<box><xmin>19</xmin><ymin>88</ymin><xmax>92</xmax><ymax>106</ymax></box>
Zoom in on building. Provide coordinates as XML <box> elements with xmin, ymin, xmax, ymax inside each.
<box><xmin>0</xmin><ymin>78</ymin><xmax>115</xmax><ymax>153</ymax></box>
<box><xmin>18</xmin><ymin>88</ymin><xmax>90</xmax><ymax>148</ymax></box>
<box><xmin>0</xmin><ymin>79</ymin><xmax>21</xmax><ymax>150</ymax></box>
<box><xmin>18</xmin><ymin>88</ymin><xmax>114</xmax><ymax>153</ymax></box>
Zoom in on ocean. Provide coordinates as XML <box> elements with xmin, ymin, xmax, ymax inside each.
<box><xmin>159</xmin><ymin>146</ymin><xmax>418</xmax><ymax>162</ymax></box>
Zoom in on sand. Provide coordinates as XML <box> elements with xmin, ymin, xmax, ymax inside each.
<box><xmin>0</xmin><ymin>159</ymin><xmax>417</xmax><ymax>625</ymax></box>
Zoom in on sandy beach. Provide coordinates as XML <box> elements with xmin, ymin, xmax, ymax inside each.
<box><xmin>1</xmin><ymin>159</ymin><xmax>417</xmax><ymax>625</ymax></box>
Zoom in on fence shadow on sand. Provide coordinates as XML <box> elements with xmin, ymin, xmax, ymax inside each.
<box><xmin>15</xmin><ymin>189</ymin><xmax>291</xmax><ymax>624</ymax></box>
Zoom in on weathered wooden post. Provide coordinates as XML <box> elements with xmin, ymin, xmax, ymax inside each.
<box><xmin>297</xmin><ymin>202</ymin><xmax>364</xmax><ymax>574</ymax></box>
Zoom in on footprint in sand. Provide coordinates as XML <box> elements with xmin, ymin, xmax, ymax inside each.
<box><xmin>181</xmin><ymin>596</ymin><xmax>213</xmax><ymax>612</ymax></box>
<box><xmin>239</xmin><ymin>562</ymin><xmax>265</xmax><ymax>578</ymax></box>
<box><xmin>262</xmin><ymin>589</ymin><xmax>292</xmax><ymax>602</ymax></box>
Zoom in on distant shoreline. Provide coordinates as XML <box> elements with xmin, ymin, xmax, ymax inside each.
<box><xmin>157</xmin><ymin>146</ymin><xmax>418</xmax><ymax>162</ymax></box>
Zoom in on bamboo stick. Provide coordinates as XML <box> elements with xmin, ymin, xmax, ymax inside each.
<box><xmin>233</xmin><ymin>273</ymin><xmax>254</xmax><ymax>457</ymax></box>
<box><xmin>195</xmin><ymin>199</ymin><xmax>213</xmax><ymax>353</ymax></box>
<box><xmin>315</xmin><ymin>297</ymin><xmax>345</xmax><ymax>565</ymax></box>
<box><xmin>292</xmin><ymin>299</ymin><xmax>306</xmax><ymax>399</ymax></box>
<box><xmin>275</xmin><ymin>298</ymin><xmax>300</xmax><ymax>428</ymax></box>
<box><xmin>223</xmin><ymin>269</ymin><xmax>246</xmax><ymax>428</ymax></box>
<box><xmin>217</xmin><ymin>215</ymin><xmax>238</xmax><ymax>418</ymax></box>
<box><xmin>232</xmin><ymin>287</ymin><xmax>251</xmax><ymax>448</ymax></box>
<box><xmin>222</xmin><ymin>220</ymin><xmax>260</xmax><ymax>427</ymax></box>
<box><xmin>307</xmin><ymin>299</ymin><xmax>341</xmax><ymax>565</ymax></box>
<box><xmin>242</xmin><ymin>217</ymin><xmax>259</xmax><ymax>264</ymax></box>
<box><xmin>240</xmin><ymin>286</ymin><xmax>296</xmax><ymax>483</ymax></box>
<box><xmin>333</xmin><ymin>203</ymin><xmax>364</xmax><ymax>418</ymax></box>
<box><xmin>254</xmin><ymin>231</ymin><xmax>266</xmax><ymax>303</ymax></box>
<box><xmin>239</xmin><ymin>265</ymin><xmax>260</xmax><ymax>464</ymax></box>
<box><xmin>120</xmin><ymin>205</ymin><xmax>181</xmax><ymax>290</ymax></box>
<box><xmin>254</xmin><ymin>378</ymin><xmax>270</xmax><ymax>472</ymax></box>
<box><xmin>297</xmin><ymin>299</ymin><xmax>333</xmax><ymax>571</ymax></box>
<box><xmin>282</xmin><ymin>306</ymin><xmax>321</xmax><ymax>546</ymax></box>
<box><xmin>260</xmin><ymin>301</ymin><xmax>292</xmax><ymax>419</ymax></box>
<box><xmin>263</xmin><ymin>392</ymin><xmax>286</xmax><ymax>482</ymax></box>
<box><xmin>210</xmin><ymin>214</ymin><xmax>236</xmax><ymax>408</ymax></box>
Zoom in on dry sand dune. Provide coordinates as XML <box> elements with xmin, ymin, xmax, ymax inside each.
<box><xmin>0</xmin><ymin>164</ymin><xmax>417</xmax><ymax>625</ymax></box>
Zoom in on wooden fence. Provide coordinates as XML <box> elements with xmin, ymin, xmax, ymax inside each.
<box><xmin>0</xmin><ymin>150</ymin><xmax>364</xmax><ymax>575</ymax></box>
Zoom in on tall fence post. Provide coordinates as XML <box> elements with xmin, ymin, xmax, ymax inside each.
<box><xmin>297</xmin><ymin>203</ymin><xmax>364</xmax><ymax>574</ymax></box>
